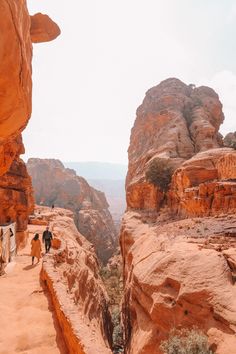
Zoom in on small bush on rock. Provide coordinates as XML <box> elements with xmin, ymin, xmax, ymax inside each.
<box><xmin>160</xmin><ymin>328</ymin><xmax>213</xmax><ymax>354</ymax></box>
<box><xmin>112</xmin><ymin>308</ymin><xmax>123</xmax><ymax>351</ymax></box>
<box><xmin>145</xmin><ymin>158</ymin><xmax>174</xmax><ymax>192</ymax></box>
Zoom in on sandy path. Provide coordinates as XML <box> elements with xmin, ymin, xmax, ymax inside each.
<box><xmin>0</xmin><ymin>225</ymin><xmax>67</xmax><ymax>354</ymax></box>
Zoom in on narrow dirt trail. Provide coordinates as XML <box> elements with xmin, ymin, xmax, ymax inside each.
<box><xmin>0</xmin><ymin>225</ymin><xmax>67</xmax><ymax>354</ymax></box>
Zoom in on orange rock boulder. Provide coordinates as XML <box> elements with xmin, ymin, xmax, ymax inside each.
<box><xmin>30</xmin><ymin>13</ymin><xmax>61</xmax><ymax>43</ymax></box>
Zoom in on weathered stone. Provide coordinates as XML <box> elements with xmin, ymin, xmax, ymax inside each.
<box><xmin>0</xmin><ymin>0</ymin><xmax>60</xmax><ymax>246</ymax></box>
<box><xmin>30</xmin><ymin>13</ymin><xmax>61</xmax><ymax>43</ymax></box>
<box><xmin>121</xmin><ymin>78</ymin><xmax>236</xmax><ymax>354</ymax></box>
<box><xmin>37</xmin><ymin>206</ymin><xmax>113</xmax><ymax>353</ymax></box>
<box><xmin>27</xmin><ymin>158</ymin><xmax>117</xmax><ymax>263</ymax></box>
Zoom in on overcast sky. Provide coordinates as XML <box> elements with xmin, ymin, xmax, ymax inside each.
<box><xmin>24</xmin><ymin>0</ymin><xmax>236</xmax><ymax>164</ymax></box>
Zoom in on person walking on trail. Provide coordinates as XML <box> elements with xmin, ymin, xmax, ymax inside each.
<box><xmin>31</xmin><ymin>234</ymin><xmax>41</xmax><ymax>265</ymax></box>
<box><xmin>42</xmin><ymin>226</ymin><xmax>53</xmax><ymax>253</ymax></box>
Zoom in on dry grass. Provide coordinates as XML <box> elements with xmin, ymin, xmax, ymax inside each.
<box><xmin>160</xmin><ymin>328</ymin><xmax>213</xmax><ymax>354</ymax></box>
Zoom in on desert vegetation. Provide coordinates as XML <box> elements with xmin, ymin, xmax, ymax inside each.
<box><xmin>100</xmin><ymin>261</ymin><xmax>124</xmax><ymax>352</ymax></box>
<box><xmin>145</xmin><ymin>158</ymin><xmax>174</xmax><ymax>191</ymax></box>
<box><xmin>160</xmin><ymin>328</ymin><xmax>213</xmax><ymax>354</ymax></box>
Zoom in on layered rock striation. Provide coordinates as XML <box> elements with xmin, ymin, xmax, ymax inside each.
<box><xmin>27</xmin><ymin>158</ymin><xmax>117</xmax><ymax>263</ymax></box>
<box><xmin>0</xmin><ymin>0</ymin><xmax>60</xmax><ymax>246</ymax></box>
<box><xmin>30</xmin><ymin>206</ymin><xmax>113</xmax><ymax>354</ymax></box>
<box><xmin>121</xmin><ymin>78</ymin><xmax>236</xmax><ymax>353</ymax></box>
<box><xmin>121</xmin><ymin>212</ymin><xmax>236</xmax><ymax>354</ymax></box>
<box><xmin>126</xmin><ymin>78</ymin><xmax>224</xmax><ymax>212</ymax></box>
<box><xmin>169</xmin><ymin>148</ymin><xmax>236</xmax><ymax>217</ymax></box>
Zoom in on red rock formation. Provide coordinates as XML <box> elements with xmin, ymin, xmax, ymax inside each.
<box><xmin>27</xmin><ymin>158</ymin><xmax>117</xmax><ymax>263</ymax></box>
<box><xmin>120</xmin><ymin>213</ymin><xmax>236</xmax><ymax>353</ymax></box>
<box><xmin>0</xmin><ymin>0</ymin><xmax>60</xmax><ymax>246</ymax></box>
<box><xmin>126</xmin><ymin>78</ymin><xmax>224</xmax><ymax>212</ymax></box>
<box><xmin>0</xmin><ymin>1</ymin><xmax>61</xmax><ymax>143</ymax></box>
<box><xmin>30</xmin><ymin>13</ymin><xmax>61</xmax><ymax>43</ymax></box>
<box><xmin>31</xmin><ymin>206</ymin><xmax>113</xmax><ymax>353</ymax></box>
<box><xmin>121</xmin><ymin>78</ymin><xmax>236</xmax><ymax>353</ymax></box>
<box><xmin>0</xmin><ymin>156</ymin><xmax>34</xmax><ymax>247</ymax></box>
<box><xmin>169</xmin><ymin>148</ymin><xmax>236</xmax><ymax>217</ymax></box>
<box><xmin>0</xmin><ymin>0</ymin><xmax>32</xmax><ymax>143</ymax></box>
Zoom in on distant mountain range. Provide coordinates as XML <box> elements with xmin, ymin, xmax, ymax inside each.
<box><xmin>64</xmin><ymin>162</ymin><xmax>127</xmax><ymax>226</ymax></box>
<box><xmin>64</xmin><ymin>161</ymin><xmax>127</xmax><ymax>180</ymax></box>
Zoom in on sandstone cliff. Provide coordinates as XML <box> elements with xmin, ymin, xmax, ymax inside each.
<box><xmin>121</xmin><ymin>78</ymin><xmax>236</xmax><ymax>353</ymax></box>
<box><xmin>0</xmin><ymin>0</ymin><xmax>60</xmax><ymax>246</ymax></box>
<box><xmin>27</xmin><ymin>158</ymin><xmax>117</xmax><ymax>263</ymax></box>
<box><xmin>29</xmin><ymin>206</ymin><xmax>113</xmax><ymax>354</ymax></box>
<box><xmin>126</xmin><ymin>78</ymin><xmax>224</xmax><ymax>212</ymax></box>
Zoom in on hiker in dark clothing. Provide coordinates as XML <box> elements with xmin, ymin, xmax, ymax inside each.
<box><xmin>42</xmin><ymin>226</ymin><xmax>53</xmax><ymax>253</ymax></box>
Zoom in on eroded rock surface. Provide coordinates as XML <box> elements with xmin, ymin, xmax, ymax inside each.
<box><xmin>27</xmin><ymin>158</ymin><xmax>117</xmax><ymax>263</ymax></box>
<box><xmin>121</xmin><ymin>78</ymin><xmax>236</xmax><ymax>354</ymax></box>
<box><xmin>126</xmin><ymin>78</ymin><xmax>224</xmax><ymax>212</ymax></box>
<box><xmin>30</xmin><ymin>13</ymin><xmax>61</xmax><ymax>43</ymax></box>
<box><xmin>0</xmin><ymin>155</ymin><xmax>34</xmax><ymax>247</ymax></box>
<box><xmin>31</xmin><ymin>206</ymin><xmax>113</xmax><ymax>354</ymax></box>
<box><xmin>121</xmin><ymin>212</ymin><xmax>236</xmax><ymax>353</ymax></box>
<box><xmin>169</xmin><ymin>148</ymin><xmax>236</xmax><ymax>217</ymax></box>
<box><xmin>0</xmin><ymin>0</ymin><xmax>60</xmax><ymax>245</ymax></box>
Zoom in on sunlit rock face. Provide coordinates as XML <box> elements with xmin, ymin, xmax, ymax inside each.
<box><xmin>126</xmin><ymin>78</ymin><xmax>224</xmax><ymax>213</ymax></box>
<box><xmin>0</xmin><ymin>155</ymin><xmax>34</xmax><ymax>235</ymax></box>
<box><xmin>30</xmin><ymin>13</ymin><xmax>61</xmax><ymax>43</ymax></box>
<box><xmin>31</xmin><ymin>206</ymin><xmax>113</xmax><ymax>353</ymax></box>
<box><xmin>121</xmin><ymin>78</ymin><xmax>236</xmax><ymax>354</ymax></box>
<box><xmin>169</xmin><ymin>148</ymin><xmax>236</xmax><ymax>217</ymax></box>
<box><xmin>0</xmin><ymin>0</ymin><xmax>32</xmax><ymax>143</ymax></box>
<box><xmin>0</xmin><ymin>0</ymin><xmax>60</xmax><ymax>245</ymax></box>
<box><xmin>27</xmin><ymin>158</ymin><xmax>117</xmax><ymax>263</ymax></box>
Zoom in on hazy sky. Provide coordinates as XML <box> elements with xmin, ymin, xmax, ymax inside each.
<box><xmin>24</xmin><ymin>0</ymin><xmax>236</xmax><ymax>164</ymax></box>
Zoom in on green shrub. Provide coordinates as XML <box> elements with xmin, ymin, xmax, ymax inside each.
<box><xmin>145</xmin><ymin>158</ymin><xmax>174</xmax><ymax>192</ymax></box>
<box><xmin>112</xmin><ymin>308</ymin><xmax>123</xmax><ymax>351</ymax></box>
<box><xmin>160</xmin><ymin>328</ymin><xmax>213</xmax><ymax>354</ymax></box>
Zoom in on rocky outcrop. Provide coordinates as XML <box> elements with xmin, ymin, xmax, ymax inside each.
<box><xmin>0</xmin><ymin>0</ymin><xmax>32</xmax><ymax>143</ymax></box>
<box><xmin>224</xmin><ymin>132</ymin><xmax>236</xmax><ymax>149</ymax></box>
<box><xmin>27</xmin><ymin>158</ymin><xmax>117</xmax><ymax>263</ymax></box>
<box><xmin>0</xmin><ymin>156</ymin><xmax>34</xmax><ymax>247</ymax></box>
<box><xmin>169</xmin><ymin>148</ymin><xmax>236</xmax><ymax>217</ymax></box>
<box><xmin>121</xmin><ymin>78</ymin><xmax>236</xmax><ymax>353</ymax></box>
<box><xmin>30</xmin><ymin>206</ymin><xmax>112</xmax><ymax>354</ymax></box>
<box><xmin>0</xmin><ymin>0</ymin><xmax>60</xmax><ymax>246</ymax></box>
<box><xmin>120</xmin><ymin>212</ymin><xmax>236</xmax><ymax>353</ymax></box>
<box><xmin>30</xmin><ymin>13</ymin><xmax>61</xmax><ymax>43</ymax></box>
<box><xmin>126</xmin><ymin>78</ymin><xmax>224</xmax><ymax>212</ymax></box>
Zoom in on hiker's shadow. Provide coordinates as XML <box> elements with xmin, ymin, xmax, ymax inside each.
<box><xmin>23</xmin><ymin>264</ymin><xmax>38</xmax><ymax>271</ymax></box>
